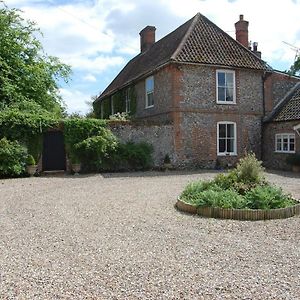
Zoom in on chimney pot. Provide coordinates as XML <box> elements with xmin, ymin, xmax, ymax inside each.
<box><xmin>139</xmin><ymin>26</ymin><xmax>156</xmax><ymax>53</ymax></box>
<box><xmin>235</xmin><ymin>14</ymin><xmax>249</xmax><ymax>48</ymax></box>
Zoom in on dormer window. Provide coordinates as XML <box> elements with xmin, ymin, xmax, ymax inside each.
<box><xmin>145</xmin><ymin>76</ymin><xmax>154</xmax><ymax>108</ymax></box>
<box><xmin>216</xmin><ymin>70</ymin><xmax>236</xmax><ymax>104</ymax></box>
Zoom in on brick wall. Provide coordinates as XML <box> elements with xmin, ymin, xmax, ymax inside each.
<box><xmin>263</xmin><ymin>120</ymin><xmax>300</xmax><ymax>170</ymax></box>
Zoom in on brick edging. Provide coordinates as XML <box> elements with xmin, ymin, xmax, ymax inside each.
<box><xmin>176</xmin><ymin>198</ymin><xmax>300</xmax><ymax>220</ymax></box>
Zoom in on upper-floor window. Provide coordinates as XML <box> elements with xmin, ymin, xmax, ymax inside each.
<box><xmin>125</xmin><ymin>88</ymin><xmax>131</xmax><ymax>113</ymax></box>
<box><xmin>216</xmin><ymin>70</ymin><xmax>236</xmax><ymax>104</ymax></box>
<box><xmin>145</xmin><ymin>76</ymin><xmax>154</xmax><ymax>108</ymax></box>
<box><xmin>275</xmin><ymin>134</ymin><xmax>295</xmax><ymax>153</ymax></box>
<box><xmin>217</xmin><ymin>122</ymin><xmax>237</xmax><ymax>155</ymax></box>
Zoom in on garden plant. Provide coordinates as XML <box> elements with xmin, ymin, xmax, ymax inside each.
<box><xmin>180</xmin><ymin>153</ymin><xmax>297</xmax><ymax>210</ymax></box>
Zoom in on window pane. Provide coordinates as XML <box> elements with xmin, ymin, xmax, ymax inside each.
<box><xmin>227</xmin><ymin>138</ymin><xmax>234</xmax><ymax>153</ymax></box>
<box><xmin>146</xmin><ymin>77</ymin><xmax>154</xmax><ymax>92</ymax></box>
<box><xmin>219</xmin><ymin>139</ymin><xmax>226</xmax><ymax>153</ymax></box>
<box><xmin>219</xmin><ymin>124</ymin><xmax>226</xmax><ymax>138</ymax></box>
<box><xmin>226</xmin><ymin>73</ymin><xmax>234</xmax><ymax>87</ymax></box>
<box><xmin>218</xmin><ymin>72</ymin><xmax>225</xmax><ymax>86</ymax></box>
<box><xmin>283</xmin><ymin>140</ymin><xmax>288</xmax><ymax>151</ymax></box>
<box><xmin>147</xmin><ymin>92</ymin><xmax>154</xmax><ymax>106</ymax></box>
<box><xmin>218</xmin><ymin>87</ymin><xmax>225</xmax><ymax>101</ymax></box>
<box><xmin>225</xmin><ymin>87</ymin><xmax>233</xmax><ymax>102</ymax></box>
<box><xmin>227</xmin><ymin>124</ymin><xmax>234</xmax><ymax>138</ymax></box>
<box><xmin>276</xmin><ymin>141</ymin><xmax>282</xmax><ymax>151</ymax></box>
<box><xmin>290</xmin><ymin>142</ymin><xmax>295</xmax><ymax>152</ymax></box>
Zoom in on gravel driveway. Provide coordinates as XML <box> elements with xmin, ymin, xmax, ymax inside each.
<box><xmin>0</xmin><ymin>170</ymin><xmax>299</xmax><ymax>299</ymax></box>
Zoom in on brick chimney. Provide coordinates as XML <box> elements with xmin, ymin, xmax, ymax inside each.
<box><xmin>235</xmin><ymin>14</ymin><xmax>249</xmax><ymax>48</ymax></box>
<box><xmin>139</xmin><ymin>26</ymin><xmax>156</xmax><ymax>53</ymax></box>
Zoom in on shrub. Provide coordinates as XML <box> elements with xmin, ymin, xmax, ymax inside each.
<box><xmin>74</xmin><ymin>130</ymin><xmax>118</xmax><ymax>169</ymax></box>
<box><xmin>26</xmin><ymin>154</ymin><xmax>36</xmax><ymax>166</ymax></box>
<box><xmin>0</xmin><ymin>138</ymin><xmax>27</xmax><ymax>177</ymax></box>
<box><xmin>180</xmin><ymin>180</ymin><xmax>222</xmax><ymax>204</ymax></box>
<box><xmin>102</xmin><ymin>141</ymin><xmax>153</xmax><ymax>171</ymax></box>
<box><xmin>244</xmin><ymin>185</ymin><xmax>296</xmax><ymax>209</ymax></box>
<box><xmin>235</xmin><ymin>153</ymin><xmax>265</xmax><ymax>184</ymax></box>
<box><xmin>213</xmin><ymin>171</ymin><xmax>237</xmax><ymax>190</ymax></box>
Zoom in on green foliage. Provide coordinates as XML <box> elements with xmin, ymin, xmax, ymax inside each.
<box><xmin>0</xmin><ymin>5</ymin><xmax>71</xmax><ymax>115</ymax></box>
<box><xmin>102</xmin><ymin>142</ymin><xmax>153</xmax><ymax>171</ymax></box>
<box><xmin>287</xmin><ymin>56</ymin><xmax>300</xmax><ymax>76</ymax></box>
<box><xmin>235</xmin><ymin>153</ymin><xmax>265</xmax><ymax>184</ymax></box>
<box><xmin>74</xmin><ymin>133</ymin><xmax>118</xmax><ymax>168</ymax></box>
<box><xmin>0</xmin><ymin>108</ymin><xmax>59</xmax><ymax>141</ymax></box>
<box><xmin>286</xmin><ymin>153</ymin><xmax>300</xmax><ymax>166</ymax></box>
<box><xmin>245</xmin><ymin>185</ymin><xmax>296</xmax><ymax>209</ymax></box>
<box><xmin>63</xmin><ymin>118</ymin><xmax>116</xmax><ymax>169</ymax></box>
<box><xmin>181</xmin><ymin>153</ymin><xmax>296</xmax><ymax>210</ymax></box>
<box><xmin>26</xmin><ymin>154</ymin><xmax>36</xmax><ymax>166</ymax></box>
<box><xmin>0</xmin><ymin>138</ymin><xmax>27</xmax><ymax>177</ymax></box>
<box><xmin>180</xmin><ymin>182</ymin><xmax>246</xmax><ymax>209</ymax></box>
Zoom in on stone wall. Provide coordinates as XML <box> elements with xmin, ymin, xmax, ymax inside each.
<box><xmin>134</xmin><ymin>64</ymin><xmax>178</xmax><ymax>123</ymax></box>
<box><xmin>174</xmin><ymin>65</ymin><xmax>264</xmax><ymax>168</ymax></box>
<box><xmin>109</xmin><ymin>122</ymin><xmax>174</xmax><ymax>166</ymax></box>
<box><xmin>263</xmin><ymin>120</ymin><xmax>300</xmax><ymax>170</ymax></box>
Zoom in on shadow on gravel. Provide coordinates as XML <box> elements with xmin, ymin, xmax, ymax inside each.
<box><xmin>265</xmin><ymin>169</ymin><xmax>300</xmax><ymax>178</ymax></box>
<box><xmin>100</xmin><ymin>169</ymin><xmax>221</xmax><ymax>179</ymax></box>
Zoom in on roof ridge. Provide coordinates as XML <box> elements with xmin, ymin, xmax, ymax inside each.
<box><xmin>264</xmin><ymin>82</ymin><xmax>300</xmax><ymax>122</ymax></box>
<box><xmin>171</xmin><ymin>13</ymin><xmax>200</xmax><ymax>60</ymax></box>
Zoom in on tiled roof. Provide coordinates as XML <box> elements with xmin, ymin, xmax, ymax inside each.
<box><xmin>272</xmin><ymin>83</ymin><xmax>300</xmax><ymax>122</ymax></box>
<box><xmin>97</xmin><ymin>13</ymin><xmax>267</xmax><ymax>101</ymax></box>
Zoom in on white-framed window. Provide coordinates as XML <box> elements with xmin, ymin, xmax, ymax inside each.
<box><xmin>216</xmin><ymin>70</ymin><xmax>236</xmax><ymax>104</ymax></box>
<box><xmin>275</xmin><ymin>134</ymin><xmax>295</xmax><ymax>153</ymax></box>
<box><xmin>217</xmin><ymin>122</ymin><xmax>237</xmax><ymax>156</ymax></box>
<box><xmin>125</xmin><ymin>88</ymin><xmax>131</xmax><ymax>113</ymax></box>
<box><xmin>145</xmin><ymin>76</ymin><xmax>154</xmax><ymax>108</ymax></box>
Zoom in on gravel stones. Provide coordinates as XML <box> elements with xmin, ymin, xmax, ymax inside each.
<box><xmin>0</xmin><ymin>171</ymin><xmax>299</xmax><ymax>299</ymax></box>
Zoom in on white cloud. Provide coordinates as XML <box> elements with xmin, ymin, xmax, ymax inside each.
<box><xmin>82</xmin><ymin>74</ymin><xmax>97</xmax><ymax>83</ymax></box>
<box><xmin>59</xmin><ymin>88</ymin><xmax>90</xmax><ymax>115</ymax></box>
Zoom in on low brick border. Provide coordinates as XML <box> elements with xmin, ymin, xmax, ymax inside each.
<box><xmin>176</xmin><ymin>198</ymin><xmax>300</xmax><ymax>220</ymax></box>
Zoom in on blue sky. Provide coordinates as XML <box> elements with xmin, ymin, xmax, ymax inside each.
<box><xmin>5</xmin><ymin>0</ymin><xmax>300</xmax><ymax>114</ymax></box>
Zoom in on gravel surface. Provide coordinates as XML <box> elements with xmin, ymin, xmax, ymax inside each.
<box><xmin>0</xmin><ymin>170</ymin><xmax>299</xmax><ymax>299</ymax></box>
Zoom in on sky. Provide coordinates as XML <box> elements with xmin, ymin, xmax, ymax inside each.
<box><xmin>4</xmin><ymin>0</ymin><xmax>300</xmax><ymax>114</ymax></box>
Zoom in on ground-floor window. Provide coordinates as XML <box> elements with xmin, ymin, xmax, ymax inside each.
<box><xmin>217</xmin><ymin>122</ymin><xmax>237</xmax><ymax>155</ymax></box>
<box><xmin>275</xmin><ymin>133</ymin><xmax>295</xmax><ymax>153</ymax></box>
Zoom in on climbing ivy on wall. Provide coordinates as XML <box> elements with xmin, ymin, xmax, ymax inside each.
<box><xmin>94</xmin><ymin>86</ymin><xmax>137</xmax><ymax>119</ymax></box>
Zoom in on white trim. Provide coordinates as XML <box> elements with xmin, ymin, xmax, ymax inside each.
<box><xmin>145</xmin><ymin>76</ymin><xmax>154</xmax><ymax>108</ymax></box>
<box><xmin>217</xmin><ymin>121</ymin><xmax>237</xmax><ymax>156</ymax></box>
<box><xmin>294</xmin><ymin>124</ymin><xmax>300</xmax><ymax>137</ymax></box>
<box><xmin>274</xmin><ymin>133</ymin><xmax>296</xmax><ymax>153</ymax></box>
<box><xmin>216</xmin><ymin>70</ymin><xmax>236</xmax><ymax>104</ymax></box>
<box><xmin>125</xmin><ymin>88</ymin><xmax>131</xmax><ymax>113</ymax></box>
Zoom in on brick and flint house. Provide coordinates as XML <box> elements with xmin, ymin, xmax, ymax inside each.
<box><xmin>94</xmin><ymin>13</ymin><xmax>300</xmax><ymax>169</ymax></box>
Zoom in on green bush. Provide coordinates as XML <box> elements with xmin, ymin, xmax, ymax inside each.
<box><xmin>245</xmin><ymin>185</ymin><xmax>296</xmax><ymax>209</ymax></box>
<box><xmin>235</xmin><ymin>153</ymin><xmax>265</xmax><ymax>184</ymax></box>
<box><xmin>0</xmin><ymin>138</ymin><xmax>27</xmax><ymax>177</ymax></box>
<box><xmin>180</xmin><ymin>153</ymin><xmax>297</xmax><ymax>210</ymax></box>
<box><xmin>102</xmin><ymin>141</ymin><xmax>153</xmax><ymax>171</ymax></box>
<box><xmin>26</xmin><ymin>154</ymin><xmax>36</xmax><ymax>166</ymax></box>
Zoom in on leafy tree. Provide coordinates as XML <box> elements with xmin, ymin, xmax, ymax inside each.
<box><xmin>0</xmin><ymin>2</ymin><xmax>71</xmax><ymax>116</ymax></box>
<box><xmin>287</xmin><ymin>55</ymin><xmax>300</xmax><ymax>76</ymax></box>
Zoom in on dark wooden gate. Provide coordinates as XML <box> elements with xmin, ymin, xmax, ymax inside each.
<box><xmin>42</xmin><ymin>131</ymin><xmax>66</xmax><ymax>171</ymax></box>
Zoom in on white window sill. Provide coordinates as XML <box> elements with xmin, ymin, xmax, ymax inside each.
<box><xmin>217</xmin><ymin>152</ymin><xmax>237</xmax><ymax>156</ymax></box>
<box><xmin>145</xmin><ymin>105</ymin><xmax>154</xmax><ymax>109</ymax></box>
<box><xmin>274</xmin><ymin>151</ymin><xmax>296</xmax><ymax>154</ymax></box>
<box><xmin>216</xmin><ymin>101</ymin><xmax>236</xmax><ymax>105</ymax></box>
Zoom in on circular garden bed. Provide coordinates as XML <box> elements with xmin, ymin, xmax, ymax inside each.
<box><xmin>178</xmin><ymin>154</ymin><xmax>300</xmax><ymax>221</ymax></box>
